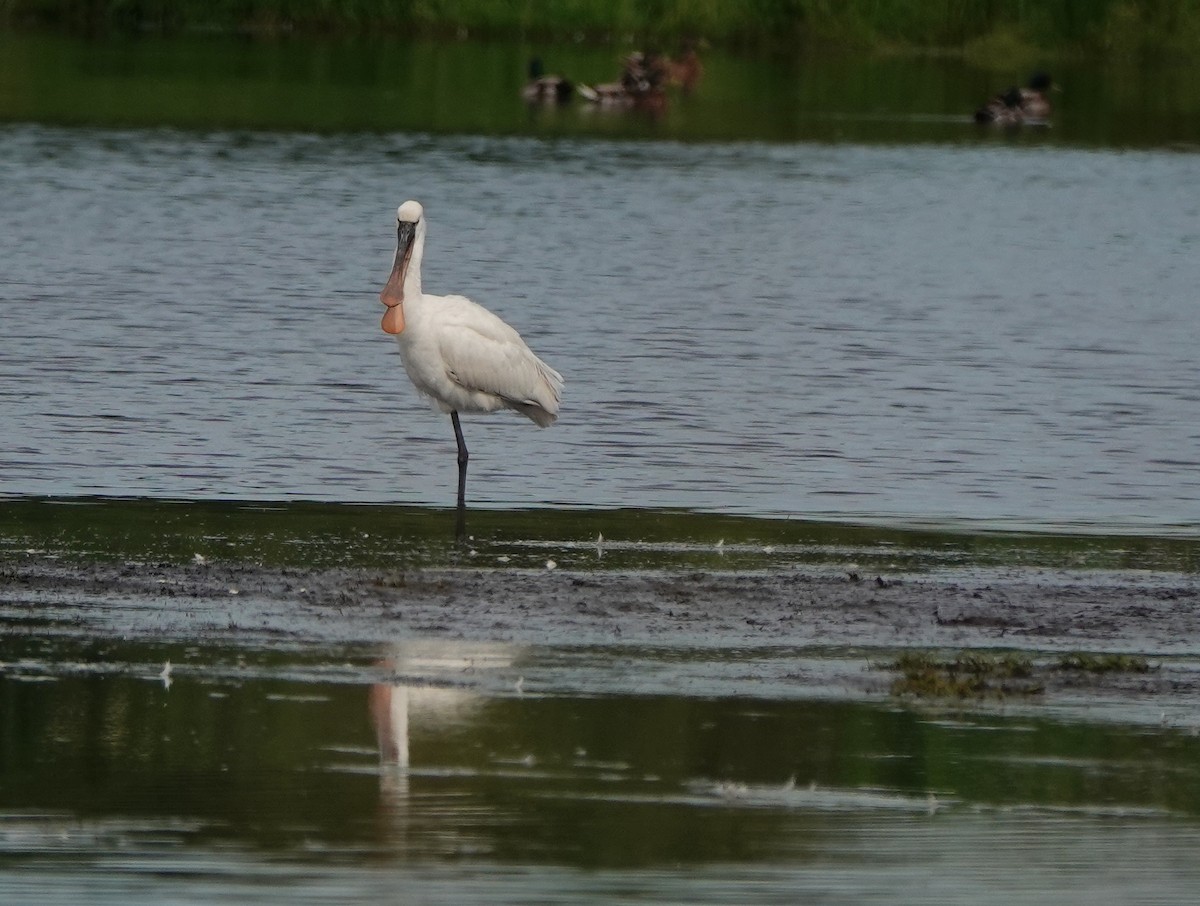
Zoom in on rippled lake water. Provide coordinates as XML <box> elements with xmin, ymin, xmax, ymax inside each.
<box><xmin>1</xmin><ymin>124</ymin><xmax>1198</xmax><ymax>531</ymax></box>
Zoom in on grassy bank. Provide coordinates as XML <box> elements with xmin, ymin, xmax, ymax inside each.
<box><xmin>3</xmin><ymin>0</ymin><xmax>1200</xmax><ymax>58</ymax></box>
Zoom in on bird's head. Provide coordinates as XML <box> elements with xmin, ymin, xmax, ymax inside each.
<box><xmin>380</xmin><ymin>200</ymin><xmax>424</xmax><ymax>335</ymax></box>
<box><xmin>397</xmin><ymin>200</ymin><xmax>423</xmax><ymax>224</ymax></box>
<box><xmin>1028</xmin><ymin>71</ymin><xmax>1054</xmax><ymax>93</ymax></box>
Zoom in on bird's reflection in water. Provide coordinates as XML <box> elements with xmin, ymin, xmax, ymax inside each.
<box><xmin>369</xmin><ymin>641</ymin><xmax>520</xmax><ymax>840</ymax></box>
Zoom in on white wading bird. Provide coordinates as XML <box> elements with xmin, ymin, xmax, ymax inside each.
<box><xmin>378</xmin><ymin>200</ymin><xmax>563</xmax><ymax>532</ymax></box>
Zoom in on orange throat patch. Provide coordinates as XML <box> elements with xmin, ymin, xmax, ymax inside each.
<box><xmin>381</xmin><ymin>303</ymin><xmax>405</xmax><ymax>335</ymax></box>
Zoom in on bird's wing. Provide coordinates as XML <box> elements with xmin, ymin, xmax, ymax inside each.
<box><xmin>435</xmin><ymin>296</ymin><xmax>563</xmax><ymax>413</ymax></box>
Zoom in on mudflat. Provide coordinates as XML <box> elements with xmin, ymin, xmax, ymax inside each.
<box><xmin>7</xmin><ymin>554</ymin><xmax>1199</xmax><ymax>711</ymax></box>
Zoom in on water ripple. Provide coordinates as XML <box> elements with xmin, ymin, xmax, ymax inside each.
<box><xmin>2</xmin><ymin>125</ymin><xmax>1198</xmax><ymax>532</ymax></box>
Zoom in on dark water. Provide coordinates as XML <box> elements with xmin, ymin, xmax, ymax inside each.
<box><xmin>4</xmin><ymin>33</ymin><xmax>1200</xmax><ymax>148</ymax></box>
<box><xmin>4</xmin><ymin>631</ymin><xmax>1200</xmax><ymax>904</ymax></box>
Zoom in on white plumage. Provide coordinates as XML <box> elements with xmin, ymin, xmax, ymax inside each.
<box><xmin>396</xmin><ymin>288</ymin><xmax>563</xmax><ymax>426</ymax></box>
<box><xmin>378</xmin><ymin>200</ymin><xmax>563</xmax><ymax>523</ymax></box>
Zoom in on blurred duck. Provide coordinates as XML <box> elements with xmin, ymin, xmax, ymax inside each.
<box><xmin>1018</xmin><ymin>71</ymin><xmax>1055</xmax><ymax>119</ymax></box>
<box><xmin>667</xmin><ymin>42</ymin><xmax>703</xmax><ymax>94</ymax></box>
<box><xmin>580</xmin><ymin>50</ymin><xmax>668</xmax><ymax>108</ymax></box>
<box><xmin>522</xmin><ymin>57</ymin><xmax>576</xmax><ymax>105</ymax></box>
<box><xmin>974</xmin><ymin>85</ymin><xmax>1025</xmax><ymax>125</ymax></box>
<box><xmin>974</xmin><ymin>72</ymin><xmax>1055</xmax><ymax>125</ymax></box>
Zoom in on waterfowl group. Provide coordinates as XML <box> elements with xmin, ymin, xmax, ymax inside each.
<box><xmin>974</xmin><ymin>72</ymin><xmax>1056</xmax><ymax>125</ymax></box>
<box><xmin>522</xmin><ymin>45</ymin><xmax>703</xmax><ymax>109</ymax></box>
<box><xmin>583</xmin><ymin>50</ymin><xmax>672</xmax><ymax>108</ymax></box>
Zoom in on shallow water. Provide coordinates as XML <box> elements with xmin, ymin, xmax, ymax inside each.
<box><xmin>1</xmin><ymin>124</ymin><xmax>1198</xmax><ymax>531</ymax></box>
<box><xmin>4</xmin><ymin>632</ymin><xmax>1200</xmax><ymax>905</ymax></box>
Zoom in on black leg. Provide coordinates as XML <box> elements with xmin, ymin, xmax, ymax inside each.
<box><xmin>451</xmin><ymin>411</ymin><xmax>468</xmax><ymax>539</ymax></box>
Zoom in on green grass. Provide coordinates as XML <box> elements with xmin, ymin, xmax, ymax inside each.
<box><xmin>4</xmin><ymin>0</ymin><xmax>1200</xmax><ymax>58</ymax></box>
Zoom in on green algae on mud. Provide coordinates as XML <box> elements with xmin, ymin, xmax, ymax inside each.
<box><xmin>1057</xmin><ymin>652</ymin><xmax>1152</xmax><ymax>673</ymax></box>
<box><xmin>1</xmin><ymin>495</ymin><xmax>1198</xmax><ymax>575</ymax></box>
<box><xmin>884</xmin><ymin>649</ymin><xmax>1170</xmax><ymax>704</ymax></box>
<box><xmin>887</xmin><ymin>650</ymin><xmax>1043</xmax><ymax>699</ymax></box>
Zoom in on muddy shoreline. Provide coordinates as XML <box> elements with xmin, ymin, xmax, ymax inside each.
<box><xmin>7</xmin><ymin>555</ymin><xmax>1200</xmax><ymax>647</ymax></box>
<box><xmin>6</xmin><ymin>554</ymin><xmax>1200</xmax><ymax>710</ymax></box>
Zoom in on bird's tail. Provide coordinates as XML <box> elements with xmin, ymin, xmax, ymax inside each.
<box><xmin>510</xmin><ymin>357</ymin><xmax>563</xmax><ymax>427</ymax></box>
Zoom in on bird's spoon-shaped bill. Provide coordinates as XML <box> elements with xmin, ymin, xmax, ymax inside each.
<box><xmin>381</xmin><ymin>301</ymin><xmax>405</xmax><ymax>335</ymax></box>
<box><xmin>379</xmin><ymin>270</ymin><xmax>405</xmax><ymax>335</ymax></box>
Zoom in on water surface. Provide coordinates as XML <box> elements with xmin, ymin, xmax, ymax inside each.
<box><xmin>1</xmin><ymin>124</ymin><xmax>1198</xmax><ymax>531</ymax></box>
<box><xmin>3</xmin><ymin>632</ymin><xmax>1200</xmax><ymax>904</ymax></box>
<box><xmin>4</xmin><ymin>33</ymin><xmax>1200</xmax><ymax>148</ymax></box>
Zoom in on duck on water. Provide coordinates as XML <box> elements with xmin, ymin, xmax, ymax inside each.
<box><xmin>974</xmin><ymin>72</ymin><xmax>1056</xmax><ymax>125</ymax></box>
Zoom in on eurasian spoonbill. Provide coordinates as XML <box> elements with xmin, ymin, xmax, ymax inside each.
<box><xmin>378</xmin><ymin>200</ymin><xmax>563</xmax><ymax>534</ymax></box>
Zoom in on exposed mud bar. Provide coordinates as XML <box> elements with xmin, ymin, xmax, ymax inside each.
<box><xmin>4</xmin><ymin>555</ymin><xmax>1200</xmax><ymax>710</ymax></box>
<box><xmin>7</xmin><ymin>556</ymin><xmax>1200</xmax><ymax>649</ymax></box>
